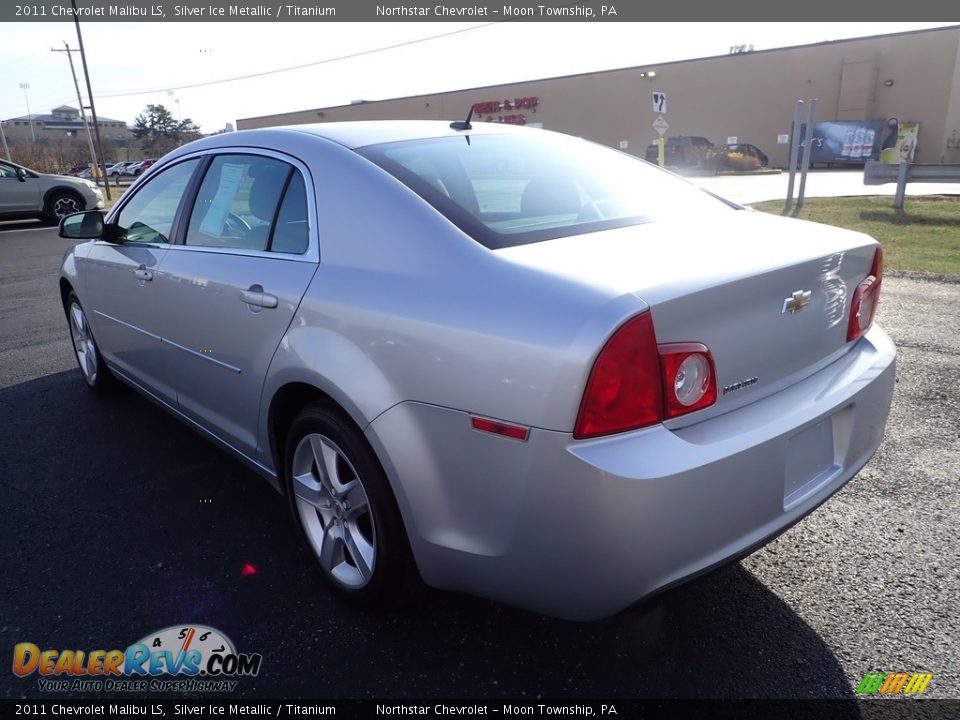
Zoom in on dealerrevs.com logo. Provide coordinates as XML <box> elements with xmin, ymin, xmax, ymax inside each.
<box><xmin>13</xmin><ymin>625</ymin><xmax>262</xmax><ymax>693</ymax></box>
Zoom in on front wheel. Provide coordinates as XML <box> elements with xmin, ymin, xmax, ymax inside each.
<box><xmin>45</xmin><ymin>191</ymin><xmax>84</xmax><ymax>225</ymax></box>
<box><xmin>66</xmin><ymin>292</ymin><xmax>119</xmax><ymax>394</ymax></box>
<box><xmin>285</xmin><ymin>404</ymin><xmax>419</xmax><ymax>608</ymax></box>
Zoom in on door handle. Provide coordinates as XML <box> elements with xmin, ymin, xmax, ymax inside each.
<box><xmin>240</xmin><ymin>286</ymin><xmax>278</xmax><ymax>309</ymax></box>
<box><xmin>134</xmin><ymin>267</ymin><xmax>153</xmax><ymax>281</ymax></box>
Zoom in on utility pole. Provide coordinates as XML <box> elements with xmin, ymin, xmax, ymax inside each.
<box><xmin>52</xmin><ymin>42</ymin><xmax>99</xmax><ymax>182</ymax></box>
<box><xmin>70</xmin><ymin>0</ymin><xmax>111</xmax><ymax>200</ymax></box>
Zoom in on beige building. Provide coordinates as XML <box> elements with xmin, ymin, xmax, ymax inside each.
<box><xmin>1</xmin><ymin>105</ymin><xmax>131</xmax><ymax>148</ymax></box>
<box><xmin>239</xmin><ymin>25</ymin><xmax>960</xmax><ymax>168</ymax></box>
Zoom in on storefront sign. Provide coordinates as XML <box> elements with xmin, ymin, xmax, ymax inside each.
<box><xmin>473</xmin><ymin>97</ymin><xmax>539</xmax><ymax>125</ymax></box>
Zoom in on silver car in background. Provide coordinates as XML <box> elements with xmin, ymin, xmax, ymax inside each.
<box><xmin>58</xmin><ymin>122</ymin><xmax>895</xmax><ymax>620</ymax></box>
<box><xmin>0</xmin><ymin>158</ymin><xmax>104</xmax><ymax>224</ymax></box>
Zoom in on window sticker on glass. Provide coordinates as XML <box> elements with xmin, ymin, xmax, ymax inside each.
<box><xmin>199</xmin><ymin>163</ymin><xmax>245</xmax><ymax>236</ymax></box>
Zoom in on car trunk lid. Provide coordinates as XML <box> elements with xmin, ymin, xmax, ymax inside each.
<box><xmin>496</xmin><ymin>210</ymin><xmax>880</xmax><ymax>419</ymax></box>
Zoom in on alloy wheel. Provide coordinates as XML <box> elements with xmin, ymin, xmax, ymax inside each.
<box><xmin>68</xmin><ymin>302</ymin><xmax>98</xmax><ymax>385</ymax></box>
<box><xmin>53</xmin><ymin>195</ymin><xmax>82</xmax><ymax>219</ymax></box>
<box><xmin>291</xmin><ymin>433</ymin><xmax>376</xmax><ymax>589</ymax></box>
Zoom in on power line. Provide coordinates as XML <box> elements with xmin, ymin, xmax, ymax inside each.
<box><xmin>97</xmin><ymin>22</ymin><xmax>499</xmax><ymax>98</ymax></box>
<box><xmin>0</xmin><ymin>48</ymin><xmax>48</xmax><ymax>73</ymax></box>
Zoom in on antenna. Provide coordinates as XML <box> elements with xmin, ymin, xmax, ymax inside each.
<box><xmin>449</xmin><ymin>104</ymin><xmax>475</xmax><ymax>131</ymax></box>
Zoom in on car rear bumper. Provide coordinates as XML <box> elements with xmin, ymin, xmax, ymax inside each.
<box><xmin>366</xmin><ymin>325</ymin><xmax>896</xmax><ymax>620</ymax></box>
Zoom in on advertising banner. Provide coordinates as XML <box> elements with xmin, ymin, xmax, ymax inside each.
<box><xmin>807</xmin><ymin>120</ymin><xmax>886</xmax><ymax>164</ymax></box>
<box><xmin>880</xmin><ymin>120</ymin><xmax>921</xmax><ymax>164</ymax></box>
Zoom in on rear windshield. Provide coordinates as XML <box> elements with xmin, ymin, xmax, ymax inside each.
<box><xmin>358</xmin><ymin>132</ymin><xmax>734</xmax><ymax>249</ymax></box>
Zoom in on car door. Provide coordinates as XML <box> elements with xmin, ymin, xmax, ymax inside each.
<box><xmin>79</xmin><ymin>157</ymin><xmax>201</xmax><ymax>405</ymax></box>
<box><xmin>151</xmin><ymin>152</ymin><xmax>317</xmax><ymax>457</ymax></box>
<box><xmin>0</xmin><ymin>161</ymin><xmax>41</xmax><ymax>213</ymax></box>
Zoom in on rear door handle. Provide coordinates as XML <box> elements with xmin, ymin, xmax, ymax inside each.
<box><xmin>134</xmin><ymin>267</ymin><xmax>153</xmax><ymax>281</ymax></box>
<box><xmin>240</xmin><ymin>286</ymin><xmax>278</xmax><ymax>309</ymax></box>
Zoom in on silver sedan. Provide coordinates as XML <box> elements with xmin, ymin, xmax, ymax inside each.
<box><xmin>58</xmin><ymin>122</ymin><xmax>895</xmax><ymax>620</ymax></box>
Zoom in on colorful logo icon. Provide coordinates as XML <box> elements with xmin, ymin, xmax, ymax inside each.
<box><xmin>856</xmin><ymin>672</ymin><xmax>933</xmax><ymax>695</ymax></box>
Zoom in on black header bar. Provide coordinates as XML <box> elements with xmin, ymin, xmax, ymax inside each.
<box><xmin>3</xmin><ymin>0</ymin><xmax>959</xmax><ymax>22</ymax></box>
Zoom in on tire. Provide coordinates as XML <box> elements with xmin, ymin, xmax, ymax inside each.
<box><xmin>284</xmin><ymin>403</ymin><xmax>419</xmax><ymax>608</ymax></box>
<box><xmin>65</xmin><ymin>292</ymin><xmax>120</xmax><ymax>394</ymax></box>
<box><xmin>45</xmin><ymin>191</ymin><xmax>84</xmax><ymax>225</ymax></box>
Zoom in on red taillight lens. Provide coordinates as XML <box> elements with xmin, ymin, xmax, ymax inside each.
<box><xmin>574</xmin><ymin>311</ymin><xmax>662</xmax><ymax>439</ymax></box>
<box><xmin>658</xmin><ymin>343</ymin><xmax>718</xmax><ymax>419</ymax></box>
<box><xmin>847</xmin><ymin>247</ymin><xmax>884</xmax><ymax>342</ymax></box>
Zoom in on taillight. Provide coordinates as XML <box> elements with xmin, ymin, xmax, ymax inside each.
<box><xmin>847</xmin><ymin>247</ymin><xmax>884</xmax><ymax>342</ymax></box>
<box><xmin>574</xmin><ymin>311</ymin><xmax>662</xmax><ymax>439</ymax></box>
<box><xmin>658</xmin><ymin>343</ymin><xmax>718</xmax><ymax>419</ymax></box>
<box><xmin>575</xmin><ymin>313</ymin><xmax>720</xmax><ymax>439</ymax></box>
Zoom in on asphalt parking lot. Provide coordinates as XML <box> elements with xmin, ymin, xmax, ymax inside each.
<box><xmin>1</xmin><ymin>225</ymin><xmax>958</xmax><ymax>700</ymax></box>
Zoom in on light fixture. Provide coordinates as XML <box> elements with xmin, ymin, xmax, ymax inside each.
<box><xmin>883</xmin><ymin>79</ymin><xmax>894</xmax><ymax>87</ymax></box>
<box><xmin>648</xmin><ymin>71</ymin><xmax>657</xmax><ymax>78</ymax></box>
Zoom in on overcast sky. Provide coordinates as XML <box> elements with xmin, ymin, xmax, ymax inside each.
<box><xmin>0</xmin><ymin>22</ymin><xmax>954</xmax><ymax>132</ymax></box>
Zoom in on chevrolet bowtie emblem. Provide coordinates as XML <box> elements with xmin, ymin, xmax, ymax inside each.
<box><xmin>782</xmin><ymin>289</ymin><xmax>813</xmax><ymax>314</ymax></box>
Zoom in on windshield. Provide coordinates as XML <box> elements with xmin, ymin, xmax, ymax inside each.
<box><xmin>358</xmin><ymin>132</ymin><xmax>736</xmax><ymax>249</ymax></box>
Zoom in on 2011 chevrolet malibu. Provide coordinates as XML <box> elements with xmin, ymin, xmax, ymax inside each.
<box><xmin>57</xmin><ymin>121</ymin><xmax>895</xmax><ymax>620</ymax></box>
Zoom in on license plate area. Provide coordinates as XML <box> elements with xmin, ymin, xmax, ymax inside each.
<box><xmin>784</xmin><ymin>417</ymin><xmax>839</xmax><ymax>510</ymax></box>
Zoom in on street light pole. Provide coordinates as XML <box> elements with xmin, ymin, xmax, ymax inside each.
<box><xmin>70</xmin><ymin>0</ymin><xmax>110</xmax><ymax>200</ymax></box>
<box><xmin>19</xmin><ymin>82</ymin><xmax>36</xmax><ymax>144</ymax></box>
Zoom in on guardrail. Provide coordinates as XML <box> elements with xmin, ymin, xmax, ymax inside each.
<box><xmin>863</xmin><ymin>161</ymin><xmax>960</xmax><ymax>209</ymax></box>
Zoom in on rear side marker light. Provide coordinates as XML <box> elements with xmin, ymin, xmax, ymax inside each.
<box><xmin>471</xmin><ymin>416</ymin><xmax>529</xmax><ymax>441</ymax></box>
<box><xmin>847</xmin><ymin>247</ymin><xmax>884</xmax><ymax>342</ymax></box>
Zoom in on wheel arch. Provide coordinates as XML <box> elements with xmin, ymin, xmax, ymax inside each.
<box><xmin>43</xmin><ymin>185</ymin><xmax>85</xmax><ymax>209</ymax></box>
<box><xmin>59</xmin><ymin>277</ymin><xmax>75</xmax><ymax>313</ymax></box>
<box><xmin>267</xmin><ymin>381</ymin><xmax>344</xmax><ymax>486</ymax></box>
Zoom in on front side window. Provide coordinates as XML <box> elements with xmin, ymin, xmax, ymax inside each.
<box><xmin>116</xmin><ymin>158</ymin><xmax>200</xmax><ymax>244</ymax></box>
<box><xmin>359</xmin><ymin>133</ymin><xmax>735</xmax><ymax>249</ymax></box>
<box><xmin>0</xmin><ymin>161</ymin><xmax>18</xmax><ymax>179</ymax></box>
<box><xmin>185</xmin><ymin>155</ymin><xmax>294</xmax><ymax>251</ymax></box>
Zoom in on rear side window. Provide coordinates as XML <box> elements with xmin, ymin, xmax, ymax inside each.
<box><xmin>358</xmin><ymin>133</ymin><xmax>732</xmax><ymax>249</ymax></box>
<box><xmin>270</xmin><ymin>172</ymin><xmax>309</xmax><ymax>255</ymax></box>
<box><xmin>116</xmin><ymin>158</ymin><xmax>200</xmax><ymax>244</ymax></box>
<box><xmin>185</xmin><ymin>155</ymin><xmax>292</xmax><ymax>251</ymax></box>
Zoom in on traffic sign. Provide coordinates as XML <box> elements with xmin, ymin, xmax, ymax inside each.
<box><xmin>652</xmin><ymin>115</ymin><xmax>669</xmax><ymax>136</ymax></box>
<box><xmin>652</xmin><ymin>92</ymin><xmax>667</xmax><ymax>114</ymax></box>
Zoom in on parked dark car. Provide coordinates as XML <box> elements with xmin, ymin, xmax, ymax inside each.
<box><xmin>718</xmin><ymin>143</ymin><xmax>769</xmax><ymax>169</ymax></box>
<box><xmin>645</xmin><ymin>136</ymin><xmax>715</xmax><ymax>168</ymax></box>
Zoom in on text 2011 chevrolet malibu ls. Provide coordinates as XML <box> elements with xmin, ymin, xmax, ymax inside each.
<box><xmin>58</xmin><ymin>121</ymin><xmax>895</xmax><ymax>620</ymax></box>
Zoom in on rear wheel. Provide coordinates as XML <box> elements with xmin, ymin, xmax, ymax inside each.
<box><xmin>45</xmin><ymin>191</ymin><xmax>84</xmax><ymax>225</ymax></box>
<box><xmin>66</xmin><ymin>292</ymin><xmax>119</xmax><ymax>394</ymax></box>
<box><xmin>285</xmin><ymin>403</ymin><xmax>418</xmax><ymax>607</ymax></box>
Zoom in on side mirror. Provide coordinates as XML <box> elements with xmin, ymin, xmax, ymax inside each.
<box><xmin>59</xmin><ymin>210</ymin><xmax>105</xmax><ymax>239</ymax></box>
<box><xmin>16</xmin><ymin>167</ymin><xmax>27</xmax><ymax>183</ymax></box>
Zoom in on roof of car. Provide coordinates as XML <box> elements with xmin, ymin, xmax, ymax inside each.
<box><xmin>242</xmin><ymin>120</ymin><xmax>534</xmax><ymax>150</ymax></box>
